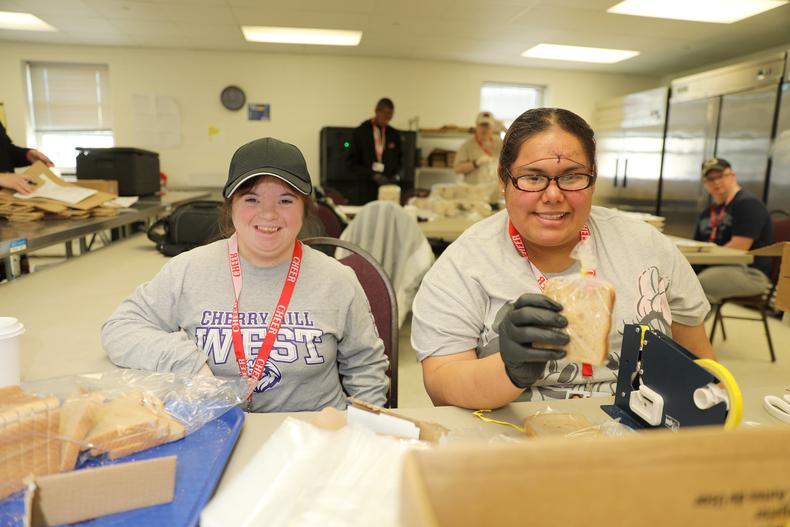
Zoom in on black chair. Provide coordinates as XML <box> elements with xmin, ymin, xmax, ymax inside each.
<box><xmin>303</xmin><ymin>237</ymin><xmax>399</xmax><ymax>408</ymax></box>
<box><xmin>709</xmin><ymin>211</ymin><xmax>790</xmax><ymax>362</ymax></box>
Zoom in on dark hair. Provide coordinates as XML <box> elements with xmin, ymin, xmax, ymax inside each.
<box><xmin>375</xmin><ymin>98</ymin><xmax>395</xmax><ymax>111</ymax></box>
<box><xmin>218</xmin><ymin>175</ymin><xmax>317</xmax><ymax>238</ymax></box>
<box><xmin>498</xmin><ymin>107</ymin><xmax>596</xmax><ymax>184</ymax></box>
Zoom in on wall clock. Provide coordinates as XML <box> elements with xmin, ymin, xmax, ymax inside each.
<box><xmin>220</xmin><ymin>85</ymin><xmax>246</xmax><ymax>111</ymax></box>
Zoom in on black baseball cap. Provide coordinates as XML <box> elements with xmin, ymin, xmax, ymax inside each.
<box><xmin>701</xmin><ymin>157</ymin><xmax>732</xmax><ymax>178</ymax></box>
<box><xmin>224</xmin><ymin>137</ymin><xmax>312</xmax><ymax>198</ymax></box>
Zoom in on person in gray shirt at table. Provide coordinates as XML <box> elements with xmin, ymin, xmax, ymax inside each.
<box><xmin>411</xmin><ymin>108</ymin><xmax>714</xmax><ymax>409</ymax></box>
<box><xmin>102</xmin><ymin>137</ymin><xmax>389</xmax><ymax>412</ymax></box>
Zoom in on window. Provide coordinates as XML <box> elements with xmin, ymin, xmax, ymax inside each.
<box><xmin>26</xmin><ymin>62</ymin><xmax>113</xmax><ymax>170</ymax></box>
<box><xmin>480</xmin><ymin>82</ymin><xmax>545</xmax><ymax>130</ymax></box>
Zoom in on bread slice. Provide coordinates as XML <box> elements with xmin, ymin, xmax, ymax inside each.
<box><xmin>85</xmin><ymin>392</ymin><xmax>160</xmax><ymax>455</ymax></box>
<box><xmin>0</xmin><ymin>386</ymin><xmax>61</xmax><ymax>499</ymax></box>
<box><xmin>523</xmin><ymin>412</ymin><xmax>598</xmax><ymax>437</ymax></box>
<box><xmin>85</xmin><ymin>391</ymin><xmax>186</xmax><ymax>460</ymax></box>
<box><xmin>58</xmin><ymin>394</ymin><xmax>102</xmax><ymax>471</ymax></box>
<box><xmin>541</xmin><ymin>277</ymin><xmax>615</xmax><ymax>366</ymax></box>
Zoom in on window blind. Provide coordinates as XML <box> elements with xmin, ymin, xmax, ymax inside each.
<box><xmin>27</xmin><ymin>62</ymin><xmax>112</xmax><ymax>132</ymax></box>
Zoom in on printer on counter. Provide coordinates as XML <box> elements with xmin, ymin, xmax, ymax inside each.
<box><xmin>76</xmin><ymin>147</ymin><xmax>161</xmax><ymax>196</ymax></box>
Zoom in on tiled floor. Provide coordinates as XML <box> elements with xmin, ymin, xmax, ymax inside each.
<box><xmin>397</xmin><ymin>307</ymin><xmax>790</xmax><ymax>409</ymax></box>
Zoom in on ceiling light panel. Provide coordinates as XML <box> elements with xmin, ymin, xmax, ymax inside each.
<box><xmin>521</xmin><ymin>44</ymin><xmax>639</xmax><ymax>63</ymax></box>
<box><xmin>0</xmin><ymin>11</ymin><xmax>56</xmax><ymax>31</ymax></box>
<box><xmin>242</xmin><ymin>26</ymin><xmax>362</xmax><ymax>46</ymax></box>
<box><xmin>606</xmin><ymin>0</ymin><xmax>788</xmax><ymax>24</ymax></box>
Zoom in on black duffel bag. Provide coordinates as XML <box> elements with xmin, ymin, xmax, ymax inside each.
<box><xmin>147</xmin><ymin>200</ymin><xmax>223</xmax><ymax>256</ymax></box>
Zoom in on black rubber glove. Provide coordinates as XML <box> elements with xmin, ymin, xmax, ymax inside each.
<box><xmin>498</xmin><ymin>293</ymin><xmax>569</xmax><ymax>389</ymax></box>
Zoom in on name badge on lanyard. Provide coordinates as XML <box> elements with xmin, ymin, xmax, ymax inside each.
<box><xmin>227</xmin><ymin>234</ymin><xmax>302</xmax><ymax>411</ymax></box>
<box><xmin>372</xmin><ymin>120</ymin><xmax>386</xmax><ymax>168</ymax></box>
<box><xmin>507</xmin><ymin>219</ymin><xmax>596</xmax><ymax>382</ymax></box>
<box><xmin>708</xmin><ymin>205</ymin><xmax>726</xmax><ymax>242</ymax></box>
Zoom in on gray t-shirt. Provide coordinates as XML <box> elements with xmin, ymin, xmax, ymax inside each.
<box><xmin>102</xmin><ymin>240</ymin><xmax>389</xmax><ymax>411</ymax></box>
<box><xmin>411</xmin><ymin>207</ymin><xmax>709</xmax><ymax>400</ymax></box>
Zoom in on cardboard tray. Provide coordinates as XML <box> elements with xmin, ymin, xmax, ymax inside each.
<box><xmin>0</xmin><ymin>406</ymin><xmax>244</xmax><ymax>526</ymax></box>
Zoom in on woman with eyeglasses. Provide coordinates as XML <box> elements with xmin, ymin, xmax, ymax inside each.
<box><xmin>411</xmin><ymin>108</ymin><xmax>714</xmax><ymax>409</ymax></box>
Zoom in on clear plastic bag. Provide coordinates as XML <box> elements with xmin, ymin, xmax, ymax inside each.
<box><xmin>0</xmin><ymin>369</ymin><xmax>245</xmax><ymax>505</ymax></box>
<box><xmin>523</xmin><ymin>405</ymin><xmax>633</xmax><ymax>438</ymax></box>
<box><xmin>541</xmin><ymin>239</ymin><xmax>616</xmax><ymax>366</ymax></box>
<box><xmin>202</xmin><ymin>417</ymin><xmax>426</xmax><ymax>527</ymax></box>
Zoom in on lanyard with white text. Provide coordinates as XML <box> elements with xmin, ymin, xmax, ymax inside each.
<box><xmin>371</xmin><ymin>119</ymin><xmax>385</xmax><ymax>162</ymax></box>
<box><xmin>227</xmin><ymin>234</ymin><xmax>302</xmax><ymax>389</ymax></box>
<box><xmin>507</xmin><ymin>219</ymin><xmax>595</xmax><ymax>379</ymax></box>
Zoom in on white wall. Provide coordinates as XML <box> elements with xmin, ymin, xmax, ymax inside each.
<box><xmin>0</xmin><ymin>42</ymin><xmax>659</xmax><ymax>188</ymax></box>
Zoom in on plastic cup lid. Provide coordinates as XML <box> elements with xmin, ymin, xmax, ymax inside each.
<box><xmin>0</xmin><ymin>317</ymin><xmax>25</xmax><ymax>338</ymax></box>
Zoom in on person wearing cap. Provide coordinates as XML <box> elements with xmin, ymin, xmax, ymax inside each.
<box><xmin>102</xmin><ymin>137</ymin><xmax>389</xmax><ymax>412</ymax></box>
<box><xmin>453</xmin><ymin>111</ymin><xmax>504</xmax><ymax>204</ymax></box>
<box><xmin>692</xmin><ymin>157</ymin><xmax>773</xmax><ymax>304</ymax></box>
<box><xmin>346</xmin><ymin>97</ymin><xmax>403</xmax><ymax>204</ymax></box>
<box><xmin>0</xmin><ymin>121</ymin><xmax>53</xmax><ymax>194</ymax></box>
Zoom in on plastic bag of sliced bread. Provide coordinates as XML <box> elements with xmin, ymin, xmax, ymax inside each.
<box><xmin>539</xmin><ymin>238</ymin><xmax>616</xmax><ymax>366</ymax></box>
<box><xmin>0</xmin><ymin>370</ymin><xmax>246</xmax><ymax>500</ymax></box>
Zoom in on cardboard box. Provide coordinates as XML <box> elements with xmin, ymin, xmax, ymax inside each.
<box><xmin>30</xmin><ymin>455</ymin><xmax>176</xmax><ymax>526</ymax></box>
<box><xmin>400</xmin><ymin>425</ymin><xmax>790</xmax><ymax>526</ymax></box>
<box><xmin>749</xmin><ymin>242</ymin><xmax>790</xmax><ymax>311</ymax></box>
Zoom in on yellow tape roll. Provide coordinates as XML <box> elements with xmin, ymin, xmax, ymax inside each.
<box><xmin>694</xmin><ymin>359</ymin><xmax>743</xmax><ymax>430</ymax></box>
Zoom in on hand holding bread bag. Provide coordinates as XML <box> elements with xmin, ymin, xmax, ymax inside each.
<box><xmin>497</xmin><ymin>239</ymin><xmax>615</xmax><ymax>389</ymax></box>
<box><xmin>540</xmin><ymin>238</ymin><xmax>615</xmax><ymax>366</ymax></box>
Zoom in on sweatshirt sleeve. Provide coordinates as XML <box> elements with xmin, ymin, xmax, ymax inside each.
<box><xmin>335</xmin><ymin>270</ymin><xmax>390</xmax><ymax>407</ymax></box>
<box><xmin>101</xmin><ymin>257</ymin><xmax>207</xmax><ymax>375</ymax></box>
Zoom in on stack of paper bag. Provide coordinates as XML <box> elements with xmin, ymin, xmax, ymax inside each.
<box><xmin>0</xmin><ymin>162</ymin><xmax>117</xmax><ymax>222</ymax></box>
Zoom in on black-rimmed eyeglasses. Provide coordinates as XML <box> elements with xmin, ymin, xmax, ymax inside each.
<box><xmin>507</xmin><ymin>172</ymin><xmax>596</xmax><ymax>192</ymax></box>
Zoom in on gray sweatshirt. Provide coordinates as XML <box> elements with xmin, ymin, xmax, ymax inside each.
<box><xmin>101</xmin><ymin>240</ymin><xmax>389</xmax><ymax>411</ymax></box>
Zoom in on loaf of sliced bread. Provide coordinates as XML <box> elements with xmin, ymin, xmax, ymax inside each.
<box><xmin>541</xmin><ymin>277</ymin><xmax>615</xmax><ymax>366</ymax></box>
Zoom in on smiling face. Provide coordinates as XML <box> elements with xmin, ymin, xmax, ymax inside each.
<box><xmin>504</xmin><ymin>126</ymin><xmax>594</xmax><ymax>255</ymax></box>
<box><xmin>231</xmin><ymin>176</ymin><xmax>305</xmax><ymax>267</ymax></box>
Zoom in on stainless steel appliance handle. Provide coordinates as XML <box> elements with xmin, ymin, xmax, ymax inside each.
<box><xmin>623</xmin><ymin>158</ymin><xmax>628</xmax><ymax>188</ymax></box>
<box><xmin>614</xmin><ymin>158</ymin><xmax>619</xmax><ymax>187</ymax></box>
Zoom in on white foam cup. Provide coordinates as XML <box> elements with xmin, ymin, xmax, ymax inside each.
<box><xmin>0</xmin><ymin>317</ymin><xmax>25</xmax><ymax>388</ymax></box>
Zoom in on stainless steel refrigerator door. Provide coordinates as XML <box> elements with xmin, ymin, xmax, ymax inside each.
<box><xmin>660</xmin><ymin>98</ymin><xmax>719</xmax><ymax>236</ymax></box>
<box><xmin>716</xmin><ymin>86</ymin><xmax>779</xmax><ymax>202</ymax></box>
<box><xmin>618</xmin><ymin>123</ymin><xmax>663</xmax><ymax>214</ymax></box>
<box><xmin>767</xmin><ymin>82</ymin><xmax>790</xmax><ymax>213</ymax></box>
<box><xmin>592</xmin><ymin>128</ymin><xmax>622</xmax><ymax>208</ymax></box>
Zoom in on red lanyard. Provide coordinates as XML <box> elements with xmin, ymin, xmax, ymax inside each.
<box><xmin>507</xmin><ymin>219</ymin><xmax>595</xmax><ymax>377</ymax></box>
<box><xmin>475</xmin><ymin>135</ymin><xmax>493</xmax><ymax>157</ymax></box>
<box><xmin>371</xmin><ymin>119</ymin><xmax>385</xmax><ymax>162</ymax></box>
<box><xmin>227</xmin><ymin>234</ymin><xmax>302</xmax><ymax>384</ymax></box>
<box><xmin>708</xmin><ymin>205</ymin><xmax>726</xmax><ymax>242</ymax></box>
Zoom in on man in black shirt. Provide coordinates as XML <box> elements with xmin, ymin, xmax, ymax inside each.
<box><xmin>692</xmin><ymin>157</ymin><xmax>772</xmax><ymax>304</ymax></box>
<box><xmin>0</xmin><ymin>121</ymin><xmax>53</xmax><ymax>194</ymax></box>
<box><xmin>346</xmin><ymin>98</ymin><xmax>402</xmax><ymax>204</ymax></box>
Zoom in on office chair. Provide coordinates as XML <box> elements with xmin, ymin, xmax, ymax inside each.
<box><xmin>303</xmin><ymin>237</ymin><xmax>399</xmax><ymax>408</ymax></box>
<box><xmin>709</xmin><ymin>211</ymin><xmax>790</xmax><ymax>362</ymax></box>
